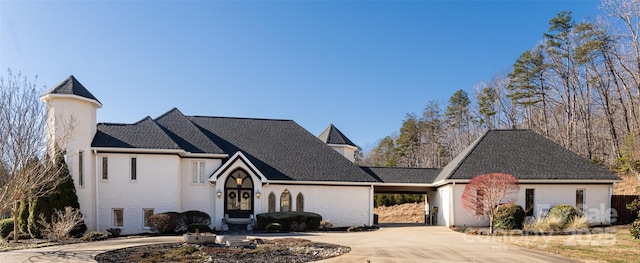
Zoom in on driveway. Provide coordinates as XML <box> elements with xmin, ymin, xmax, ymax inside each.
<box><xmin>0</xmin><ymin>225</ymin><xmax>576</xmax><ymax>263</ymax></box>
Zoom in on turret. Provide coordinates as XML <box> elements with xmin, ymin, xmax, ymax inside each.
<box><xmin>40</xmin><ymin>75</ymin><xmax>101</xmax><ymax>231</ymax></box>
<box><xmin>318</xmin><ymin>124</ymin><xmax>358</xmax><ymax>162</ymax></box>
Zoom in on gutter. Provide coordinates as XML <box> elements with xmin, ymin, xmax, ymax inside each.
<box><xmin>92</xmin><ymin>147</ymin><xmax>228</xmax><ymax>158</ymax></box>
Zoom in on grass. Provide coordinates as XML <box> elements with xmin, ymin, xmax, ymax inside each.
<box><xmin>492</xmin><ymin>225</ymin><xmax>640</xmax><ymax>263</ymax></box>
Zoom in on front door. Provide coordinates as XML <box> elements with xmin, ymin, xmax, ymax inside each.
<box><xmin>224</xmin><ymin>169</ymin><xmax>254</xmax><ymax>218</ymax></box>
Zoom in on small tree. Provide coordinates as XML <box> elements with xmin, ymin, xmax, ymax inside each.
<box><xmin>462</xmin><ymin>173</ymin><xmax>520</xmax><ymax>233</ymax></box>
<box><xmin>0</xmin><ymin>69</ymin><xmax>75</xmax><ymax>242</ymax></box>
<box><xmin>37</xmin><ymin>206</ymin><xmax>83</xmax><ymax>241</ymax></box>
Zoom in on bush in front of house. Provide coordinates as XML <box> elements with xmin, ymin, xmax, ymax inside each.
<box><xmin>548</xmin><ymin>205</ymin><xmax>579</xmax><ymax>229</ymax></box>
<box><xmin>182</xmin><ymin>210</ymin><xmax>211</xmax><ymax>226</ymax></box>
<box><xmin>493</xmin><ymin>203</ymin><xmax>525</xmax><ymax>230</ymax></box>
<box><xmin>256</xmin><ymin>212</ymin><xmax>322</xmax><ymax>232</ymax></box>
<box><xmin>80</xmin><ymin>231</ymin><xmax>108</xmax><ymax>241</ymax></box>
<box><xmin>149</xmin><ymin>212</ymin><xmax>185</xmax><ymax>234</ymax></box>
<box><xmin>187</xmin><ymin>223</ymin><xmax>212</xmax><ymax>233</ymax></box>
<box><xmin>0</xmin><ymin>218</ymin><xmax>14</xmax><ymax>239</ymax></box>
<box><xmin>265</xmin><ymin>223</ymin><xmax>282</xmax><ymax>232</ymax></box>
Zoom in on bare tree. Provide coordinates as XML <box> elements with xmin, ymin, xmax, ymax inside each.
<box><xmin>462</xmin><ymin>173</ymin><xmax>520</xmax><ymax>233</ymax></box>
<box><xmin>0</xmin><ymin>69</ymin><xmax>74</xmax><ymax>242</ymax></box>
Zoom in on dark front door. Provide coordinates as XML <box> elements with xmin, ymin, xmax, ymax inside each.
<box><xmin>224</xmin><ymin>169</ymin><xmax>254</xmax><ymax>218</ymax></box>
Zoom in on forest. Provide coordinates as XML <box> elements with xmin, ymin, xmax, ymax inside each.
<box><xmin>361</xmin><ymin>0</ymin><xmax>640</xmax><ymax>177</ymax></box>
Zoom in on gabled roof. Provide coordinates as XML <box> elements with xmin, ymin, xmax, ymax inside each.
<box><xmin>434</xmin><ymin>129</ymin><xmax>620</xmax><ymax>182</ymax></box>
<box><xmin>189</xmin><ymin>116</ymin><xmax>375</xmax><ymax>182</ymax></box>
<box><xmin>361</xmin><ymin>166</ymin><xmax>440</xmax><ymax>184</ymax></box>
<box><xmin>154</xmin><ymin>108</ymin><xmax>225</xmax><ymax>154</ymax></box>
<box><xmin>43</xmin><ymin>75</ymin><xmax>101</xmax><ymax>105</ymax></box>
<box><xmin>318</xmin><ymin>124</ymin><xmax>357</xmax><ymax>147</ymax></box>
<box><xmin>91</xmin><ymin>108</ymin><xmax>376</xmax><ymax>182</ymax></box>
<box><xmin>92</xmin><ymin>117</ymin><xmax>181</xmax><ymax>149</ymax></box>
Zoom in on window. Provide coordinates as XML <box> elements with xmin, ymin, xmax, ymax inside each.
<box><xmin>192</xmin><ymin>161</ymin><xmax>205</xmax><ymax>184</ymax></box>
<box><xmin>101</xmin><ymin>156</ymin><xmax>108</xmax><ymax>180</ymax></box>
<box><xmin>143</xmin><ymin>209</ymin><xmax>154</xmax><ymax>228</ymax></box>
<box><xmin>268</xmin><ymin>192</ymin><xmax>276</xmax><ymax>212</ymax></box>
<box><xmin>475</xmin><ymin>189</ymin><xmax>484</xmax><ymax>215</ymax></box>
<box><xmin>113</xmin><ymin>209</ymin><xmax>124</xmax><ymax>227</ymax></box>
<box><xmin>576</xmin><ymin>189</ymin><xmax>585</xmax><ymax>213</ymax></box>
<box><xmin>525</xmin><ymin>189</ymin><xmax>534</xmax><ymax>216</ymax></box>
<box><xmin>78</xmin><ymin>151</ymin><xmax>84</xmax><ymax>187</ymax></box>
<box><xmin>130</xmin><ymin>157</ymin><xmax>137</xmax><ymax>181</ymax></box>
<box><xmin>280</xmin><ymin>190</ymin><xmax>291</xmax><ymax>212</ymax></box>
<box><xmin>296</xmin><ymin>193</ymin><xmax>304</xmax><ymax>212</ymax></box>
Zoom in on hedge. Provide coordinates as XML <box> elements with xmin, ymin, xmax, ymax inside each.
<box><xmin>493</xmin><ymin>203</ymin><xmax>525</xmax><ymax>230</ymax></box>
<box><xmin>548</xmin><ymin>205</ymin><xmax>579</xmax><ymax>229</ymax></box>
<box><xmin>0</xmin><ymin>218</ymin><xmax>13</xmax><ymax>239</ymax></box>
<box><xmin>256</xmin><ymin>212</ymin><xmax>322</xmax><ymax>231</ymax></box>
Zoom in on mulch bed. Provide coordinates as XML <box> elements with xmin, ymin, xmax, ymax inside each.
<box><xmin>95</xmin><ymin>238</ymin><xmax>350</xmax><ymax>263</ymax></box>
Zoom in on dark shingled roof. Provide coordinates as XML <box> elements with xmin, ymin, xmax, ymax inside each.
<box><xmin>361</xmin><ymin>167</ymin><xmax>440</xmax><ymax>184</ymax></box>
<box><xmin>92</xmin><ymin>117</ymin><xmax>181</xmax><ymax>149</ymax></box>
<box><xmin>318</xmin><ymin>124</ymin><xmax>357</xmax><ymax>147</ymax></box>
<box><xmin>435</xmin><ymin>129</ymin><xmax>620</xmax><ymax>182</ymax></box>
<box><xmin>154</xmin><ymin>108</ymin><xmax>225</xmax><ymax>154</ymax></box>
<box><xmin>189</xmin><ymin>116</ymin><xmax>375</xmax><ymax>182</ymax></box>
<box><xmin>91</xmin><ymin>108</ymin><xmax>376</xmax><ymax>182</ymax></box>
<box><xmin>43</xmin><ymin>75</ymin><xmax>101</xmax><ymax>104</ymax></box>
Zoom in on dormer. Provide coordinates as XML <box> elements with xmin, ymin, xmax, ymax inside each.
<box><xmin>318</xmin><ymin>124</ymin><xmax>358</xmax><ymax>162</ymax></box>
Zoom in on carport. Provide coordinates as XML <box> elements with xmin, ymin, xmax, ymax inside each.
<box><xmin>360</xmin><ymin>167</ymin><xmax>440</xmax><ymax>224</ymax></box>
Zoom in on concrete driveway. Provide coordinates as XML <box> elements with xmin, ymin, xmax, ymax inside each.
<box><xmin>0</xmin><ymin>225</ymin><xmax>576</xmax><ymax>263</ymax></box>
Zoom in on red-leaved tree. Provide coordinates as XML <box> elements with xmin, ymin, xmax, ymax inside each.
<box><xmin>462</xmin><ymin>173</ymin><xmax>519</xmax><ymax>233</ymax></box>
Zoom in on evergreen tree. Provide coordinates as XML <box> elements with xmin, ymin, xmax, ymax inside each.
<box><xmin>27</xmin><ymin>151</ymin><xmax>85</xmax><ymax>238</ymax></box>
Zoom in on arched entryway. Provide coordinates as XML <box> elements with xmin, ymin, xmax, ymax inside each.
<box><xmin>224</xmin><ymin>169</ymin><xmax>254</xmax><ymax>218</ymax></box>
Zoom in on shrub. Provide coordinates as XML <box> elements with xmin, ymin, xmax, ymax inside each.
<box><xmin>70</xmin><ymin>222</ymin><xmax>87</xmax><ymax>238</ymax></box>
<box><xmin>524</xmin><ymin>214</ymin><xmax>564</xmax><ymax>233</ymax></box>
<box><xmin>265</xmin><ymin>223</ymin><xmax>282</xmax><ymax>233</ymax></box>
<box><xmin>182</xmin><ymin>210</ymin><xmax>211</xmax><ymax>226</ymax></box>
<box><xmin>81</xmin><ymin>231</ymin><xmax>108</xmax><ymax>241</ymax></box>
<box><xmin>0</xmin><ymin>218</ymin><xmax>14</xmax><ymax>239</ymax></box>
<box><xmin>256</xmin><ymin>212</ymin><xmax>322</xmax><ymax>232</ymax></box>
<box><xmin>148</xmin><ymin>212</ymin><xmax>185</xmax><ymax>234</ymax></box>
<box><xmin>38</xmin><ymin>207</ymin><xmax>84</xmax><ymax>241</ymax></box>
<box><xmin>320</xmin><ymin>220</ymin><xmax>333</xmax><ymax>230</ymax></box>
<box><xmin>631</xmin><ymin>219</ymin><xmax>640</xmax><ymax>239</ymax></box>
<box><xmin>106</xmin><ymin>228</ymin><xmax>122</xmax><ymax>238</ymax></box>
<box><xmin>548</xmin><ymin>205</ymin><xmax>579</xmax><ymax>229</ymax></box>
<box><xmin>187</xmin><ymin>223</ymin><xmax>211</xmax><ymax>233</ymax></box>
<box><xmin>493</xmin><ymin>204</ymin><xmax>525</xmax><ymax>230</ymax></box>
<box><xmin>565</xmin><ymin>215</ymin><xmax>589</xmax><ymax>231</ymax></box>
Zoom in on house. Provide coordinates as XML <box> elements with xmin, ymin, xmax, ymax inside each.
<box><xmin>41</xmin><ymin>76</ymin><xmax>620</xmax><ymax>234</ymax></box>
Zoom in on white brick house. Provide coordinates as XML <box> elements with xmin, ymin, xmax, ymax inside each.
<box><xmin>42</xmin><ymin>76</ymin><xmax>620</xmax><ymax>234</ymax></box>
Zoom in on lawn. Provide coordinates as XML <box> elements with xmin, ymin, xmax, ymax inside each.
<box><xmin>491</xmin><ymin>225</ymin><xmax>640</xmax><ymax>263</ymax></box>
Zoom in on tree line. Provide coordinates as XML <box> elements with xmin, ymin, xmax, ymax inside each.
<box><xmin>361</xmin><ymin>0</ymin><xmax>640</xmax><ymax>174</ymax></box>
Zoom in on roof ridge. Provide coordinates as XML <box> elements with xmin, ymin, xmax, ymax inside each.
<box><xmin>446</xmin><ymin>129</ymin><xmax>491</xmax><ymax>179</ymax></box>
<box><xmin>136</xmin><ymin>116</ymin><xmax>183</xmax><ymax>149</ymax></box>
<box><xmin>360</xmin><ymin>166</ymin><xmax>440</xmax><ymax>170</ymax></box>
<box><xmin>189</xmin><ymin>115</ymin><xmax>293</xmax><ymax>122</ymax></box>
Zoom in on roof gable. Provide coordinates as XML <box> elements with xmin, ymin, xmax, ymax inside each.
<box><xmin>92</xmin><ymin>117</ymin><xmax>181</xmax><ymax>149</ymax></box>
<box><xmin>154</xmin><ymin>108</ymin><xmax>225</xmax><ymax>154</ymax></box>
<box><xmin>318</xmin><ymin>124</ymin><xmax>357</xmax><ymax>147</ymax></box>
<box><xmin>189</xmin><ymin>116</ymin><xmax>376</xmax><ymax>182</ymax></box>
<box><xmin>435</xmin><ymin>129</ymin><xmax>620</xmax><ymax>182</ymax></box>
<box><xmin>43</xmin><ymin>75</ymin><xmax>101</xmax><ymax>104</ymax></box>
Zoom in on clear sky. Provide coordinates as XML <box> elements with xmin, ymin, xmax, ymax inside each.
<box><xmin>1</xmin><ymin>0</ymin><xmax>602</xmax><ymax>150</ymax></box>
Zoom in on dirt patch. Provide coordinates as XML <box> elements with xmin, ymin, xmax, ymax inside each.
<box><xmin>374</xmin><ymin>202</ymin><xmax>425</xmax><ymax>223</ymax></box>
<box><xmin>95</xmin><ymin>238</ymin><xmax>350</xmax><ymax>263</ymax></box>
<box><xmin>614</xmin><ymin>174</ymin><xmax>640</xmax><ymax>195</ymax></box>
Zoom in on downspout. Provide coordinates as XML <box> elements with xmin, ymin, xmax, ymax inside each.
<box><xmin>450</xmin><ymin>182</ymin><xmax>455</xmax><ymax>227</ymax></box>
<box><xmin>93</xmin><ymin>149</ymin><xmax>99</xmax><ymax>231</ymax></box>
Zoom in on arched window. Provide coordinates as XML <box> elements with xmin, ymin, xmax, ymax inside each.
<box><xmin>280</xmin><ymin>190</ymin><xmax>291</xmax><ymax>212</ymax></box>
<box><xmin>268</xmin><ymin>192</ymin><xmax>276</xmax><ymax>213</ymax></box>
<box><xmin>296</xmin><ymin>193</ymin><xmax>304</xmax><ymax>212</ymax></box>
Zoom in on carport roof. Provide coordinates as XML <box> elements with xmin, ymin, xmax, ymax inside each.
<box><xmin>361</xmin><ymin>166</ymin><xmax>440</xmax><ymax>184</ymax></box>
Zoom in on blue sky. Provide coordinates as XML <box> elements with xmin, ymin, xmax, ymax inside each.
<box><xmin>1</xmin><ymin>0</ymin><xmax>601</xmax><ymax>150</ymax></box>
